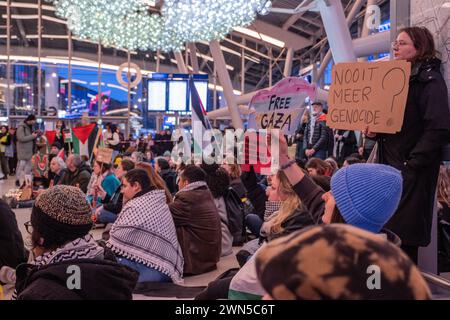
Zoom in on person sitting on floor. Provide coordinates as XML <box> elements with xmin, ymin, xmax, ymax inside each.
<box><xmin>169</xmin><ymin>165</ymin><xmax>222</xmax><ymax>276</ymax></box>
<box><xmin>13</xmin><ymin>185</ymin><xmax>138</xmax><ymax>300</ymax></box>
<box><xmin>107</xmin><ymin>169</ymin><xmax>184</xmax><ymax>283</ymax></box>
<box><xmin>48</xmin><ymin>156</ymin><xmax>68</xmax><ymax>187</ymax></box>
<box><xmin>93</xmin><ymin>159</ymin><xmax>135</xmax><ymax>225</ymax></box>
<box><xmin>227</xmin><ymin>136</ymin><xmax>404</xmax><ymax>300</ymax></box>
<box><xmin>31</xmin><ymin>136</ymin><xmax>49</xmax><ymax>188</ymax></box>
<box><xmin>0</xmin><ymin>199</ymin><xmax>28</xmax><ymax>289</ymax></box>
<box><xmin>135</xmin><ymin>161</ymin><xmax>172</xmax><ymax>203</ymax></box>
<box><xmin>255</xmin><ymin>224</ymin><xmax>431</xmax><ymax>300</ymax></box>
<box><xmin>94</xmin><ymin>162</ymin><xmax>120</xmax><ymax>206</ymax></box>
<box><xmin>200</xmin><ymin>163</ymin><xmax>235</xmax><ymax>257</ymax></box>
<box><xmin>59</xmin><ymin>154</ymin><xmax>91</xmax><ymax>193</ymax></box>
<box><xmin>155</xmin><ymin>157</ymin><xmax>178</xmax><ymax>194</ymax></box>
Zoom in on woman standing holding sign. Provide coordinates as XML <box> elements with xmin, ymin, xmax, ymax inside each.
<box><xmin>370</xmin><ymin>27</ymin><xmax>450</xmax><ymax>263</ymax></box>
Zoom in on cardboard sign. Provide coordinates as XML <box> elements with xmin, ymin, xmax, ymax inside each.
<box><xmin>248</xmin><ymin>77</ymin><xmax>316</xmax><ymax>135</ymax></box>
<box><xmin>96</xmin><ymin>147</ymin><xmax>113</xmax><ymax>164</ymax></box>
<box><xmin>327</xmin><ymin>60</ymin><xmax>411</xmax><ymax>133</ymax></box>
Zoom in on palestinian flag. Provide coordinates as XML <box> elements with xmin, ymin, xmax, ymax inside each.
<box><xmin>72</xmin><ymin>123</ymin><xmax>99</xmax><ymax>158</ymax></box>
<box><xmin>190</xmin><ymin>77</ymin><xmax>217</xmax><ymax>159</ymax></box>
<box><xmin>45</xmin><ymin>130</ymin><xmax>56</xmax><ymax>147</ymax></box>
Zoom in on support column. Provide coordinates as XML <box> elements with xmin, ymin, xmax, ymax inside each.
<box><xmin>317</xmin><ymin>0</ymin><xmax>363</xmax><ymax>79</ymax></box>
<box><xmin>97</xmin><ymin>43</ymin><xmax>102</xmax><ymax>119</ymax></box>
<box><xmin>126</xmin><ymin>51</ymin><xmax>131</xmax><ymax>137</ymax></box>
<box><xmin>317</xmin><ymin>0</ymin><xmax>357</xmax><ymax>63</ymax></box>
<box><xmin>174</xmin><ymin>51</ymin><xmax>188</xmax><ymax>74</ymax></box>
<box><xmin>241</xmin><ymin>39</ymin><xmax>245</xmax><ymax>94</ymax></box>
<box><xmin>156</xmin><ymin>50</ymin><xmax>161</xmax><ymax>72</ymax></box>
<box><xmin>358</xmin><ymin>0</ymin><xmax>378</xmax><ymax>62</ymax></box>
<box><xmin>269</xmin><ymin>48</ymin><xmax>273</xmax><ymax>87</ymax></box>
<box><xmin>209</xmin><ymin>40</ymin><xmax>243</xmax><ymax>129</ymax></box>
<box><xmin>188</xmin><ymin>43</ymin><xmax>200</xmax><ymax>73</ymax></box>
<box><xmin>37</xmin><ymin>0</ymin><xmax>42</xmax><ymax>116</ymax></box>
<box><xmin>68</xmin><ymin>30</ymin><xmax>72</xmax><ymax>113</ymax></box>
<box><xmin>283</xmin><ymin>47</ymin><xmax>294</xmax><ymax>77</ymax></box>
<box><xmin>6</xmin><ymin>0</ymin><xmax>11</xmax><ymax>119</ymax></box>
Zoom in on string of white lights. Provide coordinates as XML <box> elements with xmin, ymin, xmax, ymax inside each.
<box><xmin>45</xmin><ymin>0</ymin><xmax>272</xmax><ymax>52</ymax></box>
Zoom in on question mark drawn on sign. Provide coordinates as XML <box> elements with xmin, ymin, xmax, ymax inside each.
<box><xmin>382</xmin><ymin>68</ymin><xmax>406</xmax><ymax>127</ymax></box>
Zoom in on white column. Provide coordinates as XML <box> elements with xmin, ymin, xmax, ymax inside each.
<box><xmin>209</xmin><ymin>40</ymin><xmax>243</xmax><ymax>129</ymax></box>
<box><xmin>188</xmin><ymin>43</ymin><xmax>200</xmax><ymax>73</ymax></box>
<box><xmin>358</xmin><ymin>0</ymin><xmax>378</xmax><ymax>62</ymax></box>
<box><xmin>174</xmin><ymin>51</ymin><xmax>188</xmax><ymax>74</ymax></box>
<box><xmin>317</xmin><ymin>0</ymin><xmax>364</xmax><ymax>80</ymax></box>
<box><xmin>317</xmin><ymin>0</ymin><xmax>358</xmax><ymax>63</ymax></box>
<box><xmin>283</xmin><ymin>47</ymin><xmax>294</xmax><ymax>77</ymax></box>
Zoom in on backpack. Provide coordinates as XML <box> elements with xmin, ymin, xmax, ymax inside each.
<box><xmin>224</xmin><ymin>187</ymin><xmax>246</xmax><ymax>246</ymax></box>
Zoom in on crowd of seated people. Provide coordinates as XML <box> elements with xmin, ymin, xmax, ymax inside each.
<box><xmin>1</xmin><ymin>127</ymin><xmax>448</xmax><ymax>301</ymax></box>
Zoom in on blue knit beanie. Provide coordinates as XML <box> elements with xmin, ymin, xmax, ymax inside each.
<box><xmin>330</xmin><ymin>164</ymin><xmax>403</xmax><ymax>233</ymax></box>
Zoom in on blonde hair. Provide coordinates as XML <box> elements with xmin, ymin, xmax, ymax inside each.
<box><xmin>269</xmin><ymin>170</ymin><xmax>301</xmax><ymax>235</ymax></box>
<box><xmin>135</xmin><ymin>162</ymin><xmax>173</xmax><ymax>203</ymax></box>
<box><xmin>437</xmin><ymin>166</ymin><xmax>450</xmax><ymax>207</ymax></box>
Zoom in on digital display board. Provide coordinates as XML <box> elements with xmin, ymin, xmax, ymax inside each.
<box><xmin>168</xmin><ymin>81</ymin><xmax>188</xmax><ymax>111</ymax></box>
<box><xmin>148</xmin><ymin>81</ymin><xmax>167</xmax><ymax>111</ymax></box>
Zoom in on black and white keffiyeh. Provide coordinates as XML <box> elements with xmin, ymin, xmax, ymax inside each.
<box><xmin>12</xmin><ymin>234</ymin><xmax>103</xmax><ymax>300</ymax></box>
<box><xmin>107</xmin><ymin>189</ymin><xmax>184</xmax><ymax>284</ymax></box>
<box><xmin>33</xmin><ymin>234</ymin><xmax>104</xmax><ymax>267</ymax></box>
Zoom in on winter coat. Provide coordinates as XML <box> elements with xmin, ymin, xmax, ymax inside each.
<box><xmin>103</xmin><ymin>185</ymin><xmax>123</xmax><ymax>215</ymax></box>
<box><xmin>378</xmin><ymin>58</ymin><xmax>450</xmax><ymax>246</ymax></box>
<box><xmin>0</xmin><ymin>200</ymin><xmax>28</xmax><ymax>270</ymax></box>
<box><xmin>304</xmin><ymin>113</ymin><xmax>329</xmax><ymax>153</ymax></box>
<box><xmin>0</xmin><ymin>132</ymin><xmax>11</xmax><ymax>153</ymax></box>
<box><xmin>335</xmin><ymin>130</ymin><xmax>357</xmax><ymax>163</ymax></box>
<box><xmin>169</xmin><ymin>184</ymin><xmax>222</xmax><ymax>275</ymax></box>
<box><xmin>16</xmin><ymin>121</ymin><xmax>36</xmax><ymax>161</ymax></box>
<box><xmin>241</xmin><ymin>166</ymin><xmax>317</xmax><ymax>238</ymax></box>
<box><xmin>160</xmin><ymin>169</ymin><xmax>178</xmax><ymax>194</ymax></box>
<box><xmin>230</xmin><ymin>178</ymin><xmax>246</xmax><ymax>200</ymax></box>
<box><xmin>52</xmin><ymin>168</ymin><xmax>68</xmax><ymax>186</ymax></box>
<box><xmin>14</xmin><ymin>256</ymin><xmax>138</xmax><ymax>300</ymax></box>
<box><xmin>59</xmin><ymin>162</ymin><xmax>92</xmax><ymax>193</ymax></box>
<box><xmin>214</xmin><ymin>197</ymin><xmax>233</xmax><ymax>257</ymax></box>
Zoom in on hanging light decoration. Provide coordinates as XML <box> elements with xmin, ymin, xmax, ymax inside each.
<box><xmin>162</xmin><ymin>0</ymin><xmax>268</xmax><ymax>43</ymax></box>
<box><xmin>45</xmin><ymin>0</ymin><xmax>270</xmax><ymax>52</ymax></box>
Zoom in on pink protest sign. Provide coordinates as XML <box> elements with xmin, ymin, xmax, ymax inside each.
<box><xmin>248</xmin><ymin>77</ymin><xmax>316</xmax><ymax>135</ymax></box>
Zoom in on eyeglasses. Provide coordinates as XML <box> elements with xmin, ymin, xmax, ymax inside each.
<box><xmin>24</xmin><ymin>221</ymin><xmax>33</xmax><ymax>234</ymax></box>
<box><xmin>391</xmin><ymin>41</ymin><xmax>413</xmax><ymax>48</ymax></box>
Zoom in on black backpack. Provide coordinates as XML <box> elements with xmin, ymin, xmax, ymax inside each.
<box><xmin>224</xmin><ymin>187</ymin><xmax>246</xmax><ymax>246</ymax></box>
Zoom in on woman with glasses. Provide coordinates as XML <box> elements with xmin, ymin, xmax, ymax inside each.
<box><xmin>14</xmin><ymin>185</ymin><xmax>138</xmax><ymax>300</ymax></box>
<box><xmin>368</xmin><ymin>27</ymin><xmax>450</xmax><ymax>263</ymax></box>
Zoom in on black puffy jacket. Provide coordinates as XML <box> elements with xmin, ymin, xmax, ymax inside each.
<box><xmin>15</xmin><ymin>255</ymin><xmax>138</xmax><ymax>300</ymax></box>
